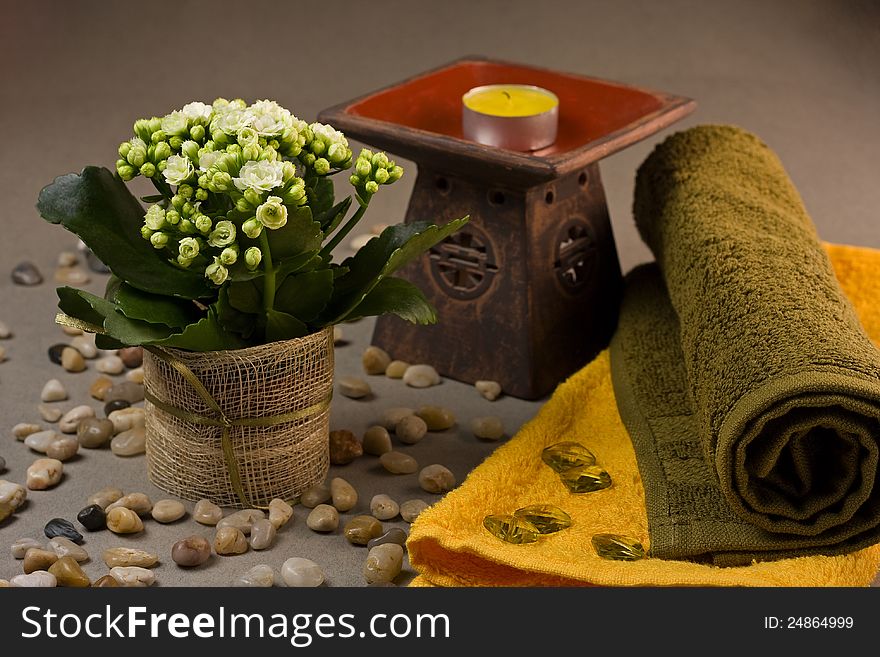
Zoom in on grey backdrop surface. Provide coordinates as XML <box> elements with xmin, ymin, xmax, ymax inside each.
<box><xmin>0</xmin><ymin>0</ymin><xmax>878</xmax><ymax>586</ymax></box>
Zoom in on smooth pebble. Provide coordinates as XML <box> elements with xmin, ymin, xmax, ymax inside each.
<box><xmin>151</xmin><ymin>499</ymin><xmax>186</xmax><ymax>523</ymax></box>
<box><xmin>118</xmin><ymin>347</ymin><xmax>143</xmax><ymax>368</ymax></box>
<box><xmin>89</xmin><ymin>377</ymin><xmax>113</xmax><ymax>401</ymax></box>
<box><xmin>344</xmin><ymin>515</ymin><xmax>383</xmax><ymax>545</ymax></box>
<box><xmin>59</xmin><ymin>405</ymin><xmax>95</xmax><ymax>433</ymax></box>
<box><xmin>110</xmin><ymin>426</ymin><xmax>146</xmax><ymax>456</ymax></box>
<box><xmin>106</xmin><ymin>492</ymin><xmax>153</xmax><ymax>515</ymax></box>
<box><xmin>419</xmin><ymin>464</ymin><xmax>457</xmax><ymax>493</ymax></box>
<box><xmin>380</xmin><ymin>451</ymin><xmax>419</xmax><ymax>474</ymax></box>
<box><xmin>25</xmin><ymin>430</ymin><xmax>58</xmax><ymax>453</ymax></box>
<box><xmin>417</xmin><ymin>405</ymin><xmax>456</xmax><ymax>431</ymax></box>
<box><xmin>103</xmin><ymin>547</ymin><xmax>158</xmax><ymax>568</ymax></box>
<box><xmin>193</xmin><ymin>499</ymin><xmax>223</xmax><ymax>525</ymax></box>
<box><xmin>49</xmin><ymin>556</ymin><xmax>91</xmax><ymax>587</ymax></box>
<box><xmin>57</xmin><ymin>251</ymin><xmax>78</xmax><ymax>267</ymax></box>
<box><xmin>0</xmin><ymin>479</ymin><xmax>27</xmax><ymax>510</ymax></box>
<box><xmin>48</xmin><ymin>537</ymin><xmax>89</xmax><ymax>562</ymax></box>
<box><xmin>104</xmin><ymin>399</ymin><xmax>131</xmax><ymax>416</ymax></box>
<box><xmin>13</xmin><ymin>423</ymin><xmax>42</xmax><ymax>441</ymax></box>
<box><xmin>46</xmin><ymin>436</ymin><xmax>79</xmax><ymax>461</ymax></box>
<box><xmin>381</xmin><ymin>407</ymin><xmax>415</xmax><ymax>430</ymax></box>
<box><xmin>70</xmin><ymin>335</ymin><xmax>97</xmax><ymax>359</ymax></box>
<box><xmin>27</xmin><ymin>458</ymin><xmax>63</xmax><ymax>490</ymax></box>
<box><xmin>41</xmin><ymin>379</ymin><xmax>67</xmax><ymax>402</ymax></box>
<box><xmin>367</xmin><ymin>527</ymin><xmax>408</xmax><ymax>550</ymax></box>
<box><xmin>338</xmin><ymin>375</ymin><xmax>371</xmax><ymax>399</ymax></box>
<box><xmin>281</xmin><ymin>557</ymin><xmax>324</xmax><ymax>587</ymax></box>
<box><xmin>11</xmin><ymin>538</ymin><xmax>43</xmax><ymax>559</ymax></box>
<box><xmin>23</xmin><ymin>548</ymin><xmax>58</xmax><ymax>574</ymax></box>
<box><xmin>362</xmin><ymin>346</ymin><xmax>391</xmax><ymax>375</ymax></box>
<box><xmin>395</xmin><ymin>415</ymin><xmax>428</xmax><ymax>444</ymax></box>
<box><xmin>125</xmin><ymin>367</ymin><xmax>144</xmax><ymax>384</ymax></box>
<box><xmin>108</xmin><ymin>407</ymin><xmax>145</xmax><ymax>433</ymax></box>
<box><xmin>233</xmin><ymin>564</ymin><xmax>275</xmax><ymax>587</ymax></box>
<box><xmin>330</xmin><ymin>477</ymin><xmax>358</xmax><ymax>512</ymax></box>
<box><xmin>106</xmin><ymin>507</ymin><xmax>143</xmax><ymax>534</ymax></box>
<box><xmin>61</xmin><ymin>347</ymin><xmax>86</xmax><ymax>373</ymax></box>
<box><xmin>54</xmin><ymin>267</ymin><xmax>90</xmax><ymax>286</ymax></box>
<box><xmin>88</xmin><ymin>486</ymin><xmax>124</xmax><ymax>509</ymax></box>
<box><xmin>44</xmin><ymin>518</ymin><xmax>83</xmax><ymax>544</ymax></box>
<box><xmin>403</xmin><ymin>364</ymin><xmax>441</xmax><ymax>388</ymax></box>
<box><xmin>332</xmin><ymin>325</ymin><xmax>345</xmax><ymax>344</ymax></box>
<box><xmin>384</xmin><ymin>360</ymin><xmax>409</xmax><ymax>379</ymax></box>
<box><xmin>363</xmin><ymin>544</ymin><xmax>404</xmax><ymax>584</ymax></box>
<box><xmin>110</xmin><ymin>566</ymin><xmax>155</xmax><ymax>587</ymax></box>
<box><xmin>362</xmin><ymin>425</ymin><xmax>392</xmax><ymax>455</ymax></box>
<box><xmin>171</xmin><ymin>536</ymin><xmax>212</xmax><ymax>567</ymax></box>
<box><xmin>299</xmin><ymin>484</ymin><xmax>331</xmax><ymax>508</ymax></box>
<box><xmin>92</xmin><ymin>575</ymin><xmax>119</xmax><ymax>587</ymax></box>
<box><xmin>268</xmin><ymin>498</ymin><xmax>294</xmax><ymax>529</ymax></box>
<box><xmin>217</xmin><ymin>509</ymin><xmax>265</xmax><ymax>535</ymax></box>
<box><xmin>77</xmin><ymin>417</ymin><xmax>114</xmax><ymax>448</ymax></box>
<box><xmin>76</xmin><ymin>504</ymin><xmax>107</xmax><ymax>531</ymax></box>
<box><xmin>96</xmin><ymin>355</ymin><xmax>125</xmax><ymax>375</ymax></box>
<box><xmin>370</xmin><ymin>494</ymin><xmax>400</xmax><ymax>520</ymax></box>
<box><xmin>214</xmin><ymin>526</ymin><xmax>248</xmax><ymax>555</ymax></box>
<box><xmin>11</xmin><ymin>261</ymin><xmax>42</xmax><ymax>286</ymax></box>
<box><xmin>105</xmin><ymin>381</ymin><xmax>144</xmax><ymax>404</ymax></box>
<box><xmin>37</xmin><ymin>405</ymin><xmax>62</xmax><ymax>423</ymax></box>
<box><xmin>472</xmin><ymin>416</ymin><xmax>505</xmax><ymax>440</ymax></box>
<box><xmin>250</xmin><ymin>518</ymin><xmax>277</xmax><ymax>550</ymax></box>
<box><xmin>475</xmin><ymin>380</ymin><xmax>503</xmax><ymax>401</ymax></box>
<box><xmin>11</xmin><ymin>571</ymin><xmax>57</xmax><ymax>587</ymax></box>
<box><xmin>306</xmin><ymin>504</ymin><xmax>339</xmax><ymax>532</ymax></box>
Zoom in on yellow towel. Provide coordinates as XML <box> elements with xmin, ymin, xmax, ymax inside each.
<box><xmin>407</xmin><ymin>243</ymin><xmax>880</xmax><ymax>587</ymax></box>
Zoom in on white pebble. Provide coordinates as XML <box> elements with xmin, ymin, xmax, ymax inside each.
<box><xmin>11</xmin><ymin>538</ymin><xmax>43</xmax><ymax>559</ymax></box>
<box><xmin>370</xmin><ymin>494</ymin><xmax>400</xmax><ymax>521</ymax></box>
<box><xmin>338</xmin><ymin>375</ymin><xmax>371</xmax><ymax>399</ymax></box>
<box><xmin>475</xmin><ymin>380</ymin><xmax>502</xmax><ymax>401</ymax></box>
<box><xmin>125</xmin><ymin>367</ymin><xmax>144</xmax><ymax>384</ymax></box>
<box><xmin>110</xmin><ymin>566</ymin><xmax>156</xmax><ymax>587</ymax></box>
<box><xmin>13</xmin><ymin>423</ymin><xmax>42</xmax><ymax>441</ymax></box>
<box><xmin>24</xmin><ymin>430</ymin><xmax>58</xmax><ymax>453</ymax></box>
<box><xmin>471</xmin><ymin>416</ymin><xmax>505</xmax><ymax>440</ymax></box>
<box><xmin>70</xmin><ymin>335</ymin><xmax>98</xmax><ymax>359</ymax></box>
<box><xmin>281</xmin><ymin>557</ymin><xmax>324</xmax><ymax>587</ymax></box>
<box><xmin>233</xmin><ymin>564</ymin><xmax>276</xmax><ymax>587</ymax></box>
<box><xmin>11</xmin><ymin>571</ymin><xmax>57</xmax><ymax>587</ymax></box>
<box><xmin>40</xmin><ymin>379</ymin><xmax>67</xmax><ymax>402</ymax></box>
<box><xmin>38</xmin><ymin>404</ymin><xmax>62</xmax><ymax>423</ymax></box>
<box><xmin>403</xmin><ymin>364</ymin><xmax>441</xmax><ymax>388</ymax></box>
<box><xmin>108</xmin><ymin>407</ymin><xmax>145</xmax><ymax>434</ymax></box>
<box><xmin>26</xmin><ymin>458</ymin><xmax>64</xmax><ymax>490</ymax></box>
<box><xmin>59</xmin><ymin>405</ymin><xmax>95</xmax><ymax>433</ymax></box>
<box><xmin>96</xmin><ymin>355</ymin><xmax>125</xmax><ymax>375</ymax></box>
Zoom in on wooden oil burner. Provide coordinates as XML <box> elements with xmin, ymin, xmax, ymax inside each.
<box><xmin>320</xmin><ymin>57</ymin><xmax>695</xmax><ymax>399</ymax></box>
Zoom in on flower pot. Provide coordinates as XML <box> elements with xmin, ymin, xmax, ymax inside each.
<box><xmin>142</xmin><ymin>327</ymin><xmax>334</xmax><ymax>508</ymax></box>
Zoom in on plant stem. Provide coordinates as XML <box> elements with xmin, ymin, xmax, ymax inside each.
<box><xmin>320</xmin><ymin>198</ymin><xmax>369</xmax><ymax>259</ymax></box>
<box><xmin>259</xmin><ymin>230</ymin><xmax>276</xmax><ymax>312</ymax></box>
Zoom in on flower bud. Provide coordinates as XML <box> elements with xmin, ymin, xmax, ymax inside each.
<box><xmin>235</xmin><ymin>197</ymin><xmax>253</xmax><ymax>213</ymax></box>
<box><xmin>226</xmin><ymin>143</ymin><xmax>242</xmax><ymax>155</ymax></box>
<box><xmin>388</xmin><ymin>165</ymin><xmax>403</xmax><ymax>182</ymax></box>
<box><xmin>300</xmin><ymin>152</ymin><xmax>316</xmax><ymax>167</ymax></box>
<box><xmin>117</xmin><ymin>162</ymin><xmax>137</xmax><ymax>181</ymax></box>
<box><xmin>195</xmin><ymin>188</ymin><xmax>208</xmax><ymax>201</ymax></box>
<box><xmin>205</xmin><ymin>258</ymin><xmax>229</xmax><ymax>286</ymax></box>
<box><xmin>242</xmin><ymin>144</ymin><xmax>261</xmax><ymax>162</ymax></box>
<box><xmin>365</xmin><ymin>181</ymin><xmax>379</xmax><ymax>195</ymax></box>
<box><xmin>355</xmin><ymin>158</ymin><xmax>371</xmax><ymax>178</ymax></box>
<box><xmin>144</xmin><ymin>205</ymin><xmax>167</xmax><ymax>231</ymax></box>
<box><xmin>178</xmin><ymin>237</ymin><xmax>201</xmax><ymax>260</ymax></box>
<box><xmin>327</xmin><ymin>143</ymin><xmax>348</xmax><ymax>164</ymax></box>
<box><xmin>150</xmin><ymin>232</ymin><xmax>169</xmax><ymax>249</ymax></box>
<box><xmin>244</xmin><ymin>246</ymin><xmax>262</xmax><ymax>270</ymax></box>
<box><xmin>151</xmin><ymin>130</ymin><xmax>167</xmax><ymax>145</ymax></box>
<box><xmin>169</xmin><ymin>136</ymin><xmax>183</xmax><ymax>150</ymax></box>
<box><xmin>208</xmin><ymin>220</ymin><xmax>236</xmax><ymax>248</ymax></box>
<box><xmin>238</xmin><ymin>127</ymin><xmax>259</xmax><ymax>147</ymax></box>
<box><xmin>140</xmin><ymin>226</ymin><xmax>154</xmax><ymax>240</ymax></box>
<box><xmin>194</xmin><ymin>214</ymin><xmax>213</xmax><ymax>234</ymax></box>
<box><xmin>171</xmin><ymin>195</ymin><xmax>186</xmax><ymax>210</ymax></box>
<box><xmin>220</xmin><ymin>244</ymin><xmax>239</xmax><ymax>265</ymax></box>
<box><xmin>211</xmin><ymin>172</ymin><xmax>232</xmax><ymax>192</ymax></box>
<box><xmin>133</xmin><ymin>119</ymin><xmax>153</xmax><ymax>142</ymax></box>
<box><xmin>281</xmin><ymin>161</ymin><xmax>297</xmax><ymax>181</ymax></box>
<box><xmin>242</xmin><ymin>217</ymin><xmax>263</xmax><ymax>239</ymax></box>
<box><xmin>259</xmin><ymin>146</ymin><xmax>278</xmax><ymax>162</ymax></box>
<box><xmin>165</xmin><ymin>209</ymin><xmax>181</xmax><ymax>225</ymax></box>
<box><xmin>177</xmin><ymin>255</ymin><xmax>194</xmax><ymax>268</ymax></box>
<box><xmin>374</xmin><ymin>167</ymin><xmax>389</xmax><ymax>184</ymax></box>
<box><xmin>349</xmin><ymin>174</ymin><xmax>360</xmax><ymax>186</ymax></box>
<box><xmin>182</xmin><ymin>202</ymin><xmax>195</xmax><ymax>217</ymax></box>
<box><xmin>181</xmin><ymin>140</ymin><xmax>200</xmax><ymax>161</ymax></box>
<box><xmin>310</xmin><ymin>139</ymin><xmax>326</xmax><ymax>156</ymax></box>
<box><xmin>178</xmin><ymin>219</ymin><xmax>197</xmax><ymax>235</ymax></box>
<box><xmin>313</xmin><ymin>158</ymin><xmax>330</xmax><ymax>175</ymax></box>
<box><xmin>178</xmin><ymin>184</ymin><xmax>194</xmax><ymax>199</ymax></box>
<box><xmin>360</xmin><ymin>148</ymin><xmax>374</xmax><ymax>161</ymax></box>
<box><xmin>127</xmin><ymin>144</ymin><xmax>147</xmax><ymax>168</ymax></box>
<box><xmin>189</xmin><ymin>124</ymin><xmax>206</xmax><ymax>142</ymax></box>
<box><xmin>118</xmin><ymin>141</ymin><xmax>132</xmax><ymax>158</ymax></box>
<box><xmin>140</xmin><ymin>162</ymin><xmax>156</xmax><ymax>178</ymax></box>
<box><xmin>371</xmin><ymin>152</ymin><xmax>389</xmax><ymax>168</ymax></box>
<box><xmin>256</xmin><ymin>196</ymin><xmax>288</xmax><ymax>230</ymax></box>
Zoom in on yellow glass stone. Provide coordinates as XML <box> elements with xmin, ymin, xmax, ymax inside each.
<box><xmin>482</xmin><ymin>514</ymin><xmax>539</xmax><ymax>544</ymax></box>
<box><xmin>541</xmin><ymin>441</ymin><xmax>597</xmax><ymax>472</ymax></box>
<box><xmin>559</xmin><ymin>465</ymin><xmax>612</xmax><ymax>493</ymax></box>
<box><xmin>513</xmin><ymin>504</ymin><xmax>572</xmax><ymax>534</ymax></box>
<box><xmin>591</xmin><ymin>533</ymin><xmax>646</xmax><ymax>561</ymax></box>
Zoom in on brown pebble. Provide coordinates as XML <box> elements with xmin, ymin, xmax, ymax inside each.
<box><xmin>89</xmin><ymin>377</ymin><xmax>114</xmax><ymax>401</ymax></box>
<box><xmin>171</xmin><ymin>536</ymin><xmax>212</xmax><ymax>567</ymax></box>
<box><xmin>23</xmin><ymin>548</ymin><xmax>58</xmax><ymax>574</ymax></box>
<box><xmin>329</xmin><ymin>429</ymin><xmax>363</xmax><ymax>465</ymax></box>
<box><xmin>61</xmin><ymin>347</ymin><xmax>86</xmax><ymax>373</ymax></box>
<box><xmin>118</xmin><ymin>346</ymin><xmax>143</xmax><ymax>368</ymax></box>
<box><xmin>49</xmin><ymin>556</ymin><xmax>91</xmax><ymax>587</ymax></box>
<box><xmin>362</xmin><ymin>425</ymin><xmax>392</xmax><ymax>455</ymax></box>
<box><xmin>384</xmin><ymin>360</ymin><xmax>409</xmax><ymax>379</ymax></box>
<box><xmin>417</xmin><ymin>405</ymin><xmax>456</xmax><ymax>431</ymax></box>
<box><xmin>106</xmin><ymin>492</ymin><xmax>153</xmax><ymax>516</ymax></box>
<box><xmin>380</xmin><ymin>451</ymin><xmax>419</xmax><ymax>474</ymax></box>
<box><xmin>362</xmin><ymin>346</ymin><xmax>391</xmax><ymax>375</ymax></box>
<box><xmin>330</xmin><ymin>477</ymin><xmax>358</xmax><ymax>512</ymax></box>
<box><xmin>214</xmin><ymin>526</ymin><xmax>248</xmax><ymax>555</ymax></box>
<box><xmin>396</xmin><ymin>415</ymin><xmax>428</xmax><ymax>444</ymax></box>
<box><xmin>344</xmin><ymin>515</ymin><xmax>383</xmax><ymax>545</ymax></box>
<box><xmin>268</xmin><ymin>498</ymin><xmax>294</xmax><ymax>529</ymax></box>
<box><xmin>419</xmin><ymin>464</ymin><xmax>456</xmax><ymax>493</ymax></box>
<box><xmin>299</xmin><ymin>484</ymin><xmax>331</xmax><ymax>508</ymax></box>
<box><xmin>306</xmin><ymin>504</ymin><xmax>339</xmax><ymax>532</ymax></box>
<box><xmin>92</xmin><ymin>574</ymin><xmax>119</xmax><ymax>587</ymax></box>
<box><xmin>77</xmin><ymin>417</ymin><xmax>114</xmax><ymax>448</ymax></box>
<box><xmin>193</xmin><ymin>499</ymin><xmax>223</xmax><ymax>525</ymax></box>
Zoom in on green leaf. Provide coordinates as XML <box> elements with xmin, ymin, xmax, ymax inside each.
<box><xmin>152</xmin><ymin>308</ymin><xmax>248</xmax><ymax>351</ymax></box>
<box><xmin>59</xmin><ymin>287</ymin><xmax>177</xmax><ymax>345</ymax></box>
<box><xmin>95</xmin><ymin>334</ymin><xmax>126</xmax><ymax>350</ymax></box>
<box><xmin>215</xmin><ymin>288</ymin><xmax>258</xmax><ymax>340</ymax></box>
<box><xmin>345</xmin><ymin>276</ymin><xmax>437</xmax><ymax>324</ymax></box>
<box><xmin>265</xmin><ymin>309</ymin><xmax>309</xmax><ymax>342</ymax></box>
<box><xmin>266</xmin><ymin>206</ymin><xmax>323</xmax><ymax>260</ymax></box>
<box><xmin>227</xmin><ymin>280</ymin><xmax>262</xmax><ymax>314</ymax></box>
<box><xmin>37</xmin><ymin>167</ymin><xmax>212</xmax><ymax>299</ymax></box>
<box><xmin>317</xmin><ymin>197</ymin><xmax>352</xmax><ymax>234</ymax></box>
<box><xmin>57</xmin><ymin>286</ymin><xmax>107</xmax><ymax>330</ymax></box>
<box><xmin>322</xmin><ymin>218</ymin><xmax>468</xmax><ymax>324</ymax></box>
<box><xmin>274</xmin><ymin>251</ymin><xmax>324</xmax><ymax>281</ymax></box>
<box><xmin>274</xmin><ymin>269</ymin><xmax>334</xmax><ymax>323</ymax></box>
<box><xmin>112</xmin><ymin>281</ymin><xmax>204</xmax><ymax>328</ymax></box>
<box><xmin>140</xmin><ymin>194</ymin><xmax>166</xmax><ymax>203</ymax></box>
<box><xmin>308</xmin><ymin>176</ymin><xmax>335</xmax><ymax>219</ymax></box>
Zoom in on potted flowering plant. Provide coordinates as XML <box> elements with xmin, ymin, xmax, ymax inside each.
<box><xmin>37</xmin><ymin>98</ymin><xmax>466</xmax><ymax>506</ymax></box>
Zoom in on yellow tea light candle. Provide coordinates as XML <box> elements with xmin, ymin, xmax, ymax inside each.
<box><xmin>462</xmin><ymin>84</ymin><xmax>559</xmax><ymax>151</ymax></box>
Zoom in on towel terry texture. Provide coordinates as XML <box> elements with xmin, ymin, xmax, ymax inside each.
<box><xmin>610</xmin><ymin>126</ymin><xmax>880</xmax><ymax>565</ymax></box>
<box><xmin>408</xmin><ymin>241</ymin><xmax>880</xmax><ymax>586</ymax></box>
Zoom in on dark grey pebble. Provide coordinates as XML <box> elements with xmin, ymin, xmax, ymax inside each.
<box><xmin>77</xmin><ymin>504</ymin><xmax>107</xmax><ymax>531</ymax></box>
<box><xmin>104</xmin><ymin>399</ymin><xmax>131</xmax><ymax>416</ymax></box>
<box><xmin>48</xmin><ymin>344</ymin><xmax>68</xmax><ymax>365</ymax></box>
<box><xmin>366</xmin><ymin>527</ymin><xmax>408</xmax><ymax>550</ymax></box>
<box><xmin>12</xmin><ymin>261</ymin><xmax>43</xmax><ymax>285</ymax></box>
<box><xmin>44</xmin><ymin>518</ymin><xmax>84</xmax><ymax>544</ymax></box>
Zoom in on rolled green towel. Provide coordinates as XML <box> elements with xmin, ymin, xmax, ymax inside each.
<box><xmin>611</xmin><ymin>125</ymin><xmax>880</xmax><ymax>565</ymax></box>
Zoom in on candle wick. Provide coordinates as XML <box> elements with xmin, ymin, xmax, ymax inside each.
<box><xmin>502</xmin><ymin>91</ymin><xmax>511</xmax><ymax>101</ymax></box>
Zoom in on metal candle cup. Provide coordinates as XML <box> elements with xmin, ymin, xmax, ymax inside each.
<box><xmin>462</xmin><ymin>84</ymin><xmax>559</xmax><ymax>151</ymax></box>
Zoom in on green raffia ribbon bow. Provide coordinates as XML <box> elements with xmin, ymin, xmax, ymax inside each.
<box><xmin>55</xmin><ymin>312</ymin><xmax>331</xmax><ymax>509</ymax></box>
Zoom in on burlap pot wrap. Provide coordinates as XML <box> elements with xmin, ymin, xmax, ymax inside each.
<box><xmin>142</xmin><ymin>326</ymin><xmax>334</xmax><ymax>508</ymax></box>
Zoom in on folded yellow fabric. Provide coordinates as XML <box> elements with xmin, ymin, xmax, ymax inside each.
<box><xmin>407</xmin><ymin>243</ymin><xmax>880</xmax><ymax>587</ymax></box>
